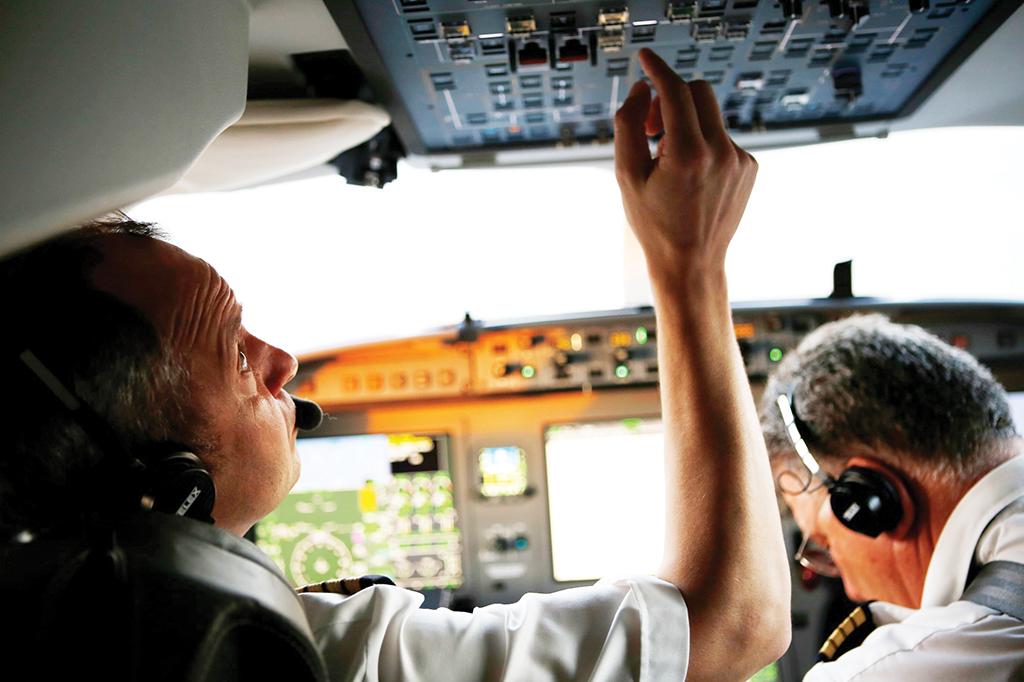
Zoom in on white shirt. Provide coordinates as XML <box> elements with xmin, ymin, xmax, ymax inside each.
<box><xmin>805</xmin><ymin>455</ymin><xmax>1024</xmax><ymax>681</ymax></box>
<box><xmin>299</xmin><ymin>575</ymin><xmax>689</xmax><ymax>681</ymax></box>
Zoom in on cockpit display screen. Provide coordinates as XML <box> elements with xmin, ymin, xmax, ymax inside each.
<box><xmin>256</xmin><ymin>433</ymin><xmax>463</xmax><ymax>591</ymax></box>
<box><xmin>545</xmin><ymin>418</ymin><xmax>665</xmax><ymax>582</ymax></box>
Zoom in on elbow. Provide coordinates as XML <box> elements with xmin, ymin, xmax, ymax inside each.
<box><xmin>760</xmin><ymin>610</ymin><xmax>792</xmax><ymax>665</ymax></box>
<box><xmin>685</xmin><ymin>589</ymin><xmax>792</xmax><ymax>680</ymax></box>
<box><xmin>751</xmin><ymin>583</ymin><xmax>792</xmax><ymax>665</ymax></box>
<box><xmin>733</xmin><ymin>593</ymin><xmax>791</xmax><ymax>671</ymax></box>
<box><xmin>731</xmin><ymin>602</ymin><xmax>792</xmax><ymax>677</ymax></box>
<box><xmin>670</xmin><ymin>552</ymin><xmax>793</xmax><ymax>677</ymax></box>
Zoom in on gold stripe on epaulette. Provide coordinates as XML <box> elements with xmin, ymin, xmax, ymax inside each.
<box><xmin>296</xmin><ymin>577</ymin><xmax>366</xmax><ymax>596</ymax></box>
<box><xmin>818</xmin><ymin>606</ymin><xmax>869</xmax><ymax>662</ymax></box>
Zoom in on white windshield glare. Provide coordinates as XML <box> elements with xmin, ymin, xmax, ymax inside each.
<box><xmin>134</xmin><ymin>126</ymin><xmax>1024</xmax><ymax>354</ymax></box>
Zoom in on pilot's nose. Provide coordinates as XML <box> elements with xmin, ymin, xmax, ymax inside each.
<box><xmin>262</xmin><ymin>341</ymin><xmax>299</xmax><ymax>397</ymax></box>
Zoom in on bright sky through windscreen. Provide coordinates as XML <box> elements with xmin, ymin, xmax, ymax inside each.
<box><xmin>133</xmin><ymin>126</ymin><xmax>1024</xmax><ymax>356</ymax></box>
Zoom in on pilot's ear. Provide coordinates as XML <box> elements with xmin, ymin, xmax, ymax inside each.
<box><xmin>844</xmin><ymin>456</ymin><xmax>916</xmax><ymax>539</ymax></box>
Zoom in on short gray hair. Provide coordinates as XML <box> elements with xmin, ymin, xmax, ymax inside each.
<box><xmin>759</xmin><ymin>314</ymin><xmax>1018</xmax><ymax>480</ymax></box>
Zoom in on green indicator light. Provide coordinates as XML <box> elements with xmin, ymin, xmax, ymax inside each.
<box><xmin>622</xmin><ymin>417</ymin><xmax>641</xmax><ymax>430</ymax></box>
<box><xmin>769</xmin><ymin>347</ymin><xmax>784</xmax><ymax>362</ymax></box>
<box><xmin>615</xmin><ymin>364</ymin><xmax>630</xmax><ymax>379</ymax></box>
<box><xmin>635</xmin><ymin>326</ymin><xmax>649</xmax><ymax>345</ymax></box>
<box><xmin>521</xmin><ymin>365</ymin><xmax>536</xmax><ymax>379</ymax></box>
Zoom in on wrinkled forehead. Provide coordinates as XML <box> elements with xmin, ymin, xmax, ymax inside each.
<box><xmin>89</xmin><ymin>234</ymin><xmax>235</xmax><ymax>341</ymax></box>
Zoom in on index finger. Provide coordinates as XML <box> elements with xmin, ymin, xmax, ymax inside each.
<box><xmin>614</xmin><ymin>79</ymin><xmax>654</xmax><ymax>183</ymax></box>
<box><xmin>638</xmin><ymin>48</ymin><xmax>703</xmax><ymax>154</ymax></box>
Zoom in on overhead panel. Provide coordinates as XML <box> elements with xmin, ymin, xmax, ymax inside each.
<box><xmin>323</xmin><ymin>0</ymin><xmax>1019</xmax><ymax>159</ymax></box>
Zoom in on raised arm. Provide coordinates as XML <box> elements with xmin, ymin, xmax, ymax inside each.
<box><xmin>614</xmin><ymin>49</ymin><xmax>790</xmax><ymax>680</ymax></box>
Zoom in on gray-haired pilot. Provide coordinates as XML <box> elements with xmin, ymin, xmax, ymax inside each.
<box><xmin>761</xmin><ymin>314</ymin><xmax>1024</xmax><ymax>680</ymax></box>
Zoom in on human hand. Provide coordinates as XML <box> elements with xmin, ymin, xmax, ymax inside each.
<box><xmin>614</xmin><ymin>48</ymin><xmax>757</xmax><ymax>281</ymax></box>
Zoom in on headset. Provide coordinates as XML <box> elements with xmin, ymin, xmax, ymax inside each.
<box><xmin>15</xmin><ymin>348</ymin><xmax>323</xmax><ymax>527</ymax></box>
<box><xmin>776</xmin><ymin>390</ymin><xmax>904</xmax><ymax>538</ymax></box>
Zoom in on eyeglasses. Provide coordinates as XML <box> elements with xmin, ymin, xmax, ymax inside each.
<box><xmin>775</xmin><ymin>466</ymin><xmax>829</xmax><ymax>496</ymax></box>
<box><xmin>794</xmin><ymin>533</ymin><xmax>840</xmax><ymax>578</ymax></box>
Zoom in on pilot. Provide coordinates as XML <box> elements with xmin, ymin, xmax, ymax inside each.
<box><xmin>1</xmin><ymin>49</ymin><xmax>789</xmax><ymax>680</ymax></box>
<box><xmin>760</xmin><ymin>314</ymin><xmax>1024</xmax><ymax>680</ymax></box>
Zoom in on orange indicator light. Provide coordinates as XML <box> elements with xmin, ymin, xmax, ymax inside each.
<box><xmin>610</xmin><ymin>331</ymin><xmax>632</xmax><ymax>347</ymax></box>
<box><xmin>734</xmin><ymin>322</ymin><xmax>756</xmax><ymax>339</ymax></box>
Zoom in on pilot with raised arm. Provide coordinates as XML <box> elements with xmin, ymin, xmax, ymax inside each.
<box><xmin>0</xmin><ymin>49</ymin><xmax>788</xmax><ymax>680</ymax></box>
<box><xmin>760</xmin><ymin>315</ymin><xmax>1024</xmax><ymax>680</ymax></box>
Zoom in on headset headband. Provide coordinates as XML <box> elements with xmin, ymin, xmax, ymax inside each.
<box><xmin>776</xmin><ymin>392</ymin><xmax>834</xmax><ymax>490</ymax></box>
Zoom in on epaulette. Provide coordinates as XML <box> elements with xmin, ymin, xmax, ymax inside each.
<box><xmin>296</xmin><ymin>574</ymin><xmax>396</xmax><ymax>596</ymax></box>
<box><xmin>817</xmin><ymin>604</ymin><xmax>876</xmax><ymax>663</ymax></box>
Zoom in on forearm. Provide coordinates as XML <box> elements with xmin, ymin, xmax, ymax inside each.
<box><xmin>613</xmin><ymin>48</ymin><xmax>791</xmax><ymax>679</ymax></box>
<box><xmin>651</xmin><ymin>266</ymin><xmax>791</xmax><ymax>679</ymax></box>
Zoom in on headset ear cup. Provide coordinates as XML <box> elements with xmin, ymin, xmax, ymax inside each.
<box><xmin>829</xmin><ymin>466</ymin><xmax>903</xmax><ymax>538</ymax></box>
<box><xmin>147</xmin><ymin>452</ymin><xmax>216</xmax><ymax>523</ymax></box>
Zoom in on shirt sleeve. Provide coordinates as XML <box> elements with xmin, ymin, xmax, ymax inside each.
<box><xmin>299</xmin><ymin>574</ymin><xmax>689</xmax><ymax>682</ymax></box>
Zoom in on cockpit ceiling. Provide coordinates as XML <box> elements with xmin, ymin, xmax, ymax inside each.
<box><xmin>322</xmin><ymin>0</ymin><xmax>1021</xmax><ymax>163</ymax></box>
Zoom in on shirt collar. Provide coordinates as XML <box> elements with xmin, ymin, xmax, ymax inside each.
<box><xmin>919</xmin><ymin>455</ymin><xmax>1024</xmax><ymax>608</ymax></box>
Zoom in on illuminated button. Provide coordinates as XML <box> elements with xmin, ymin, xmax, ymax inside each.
<box><xmin>439</xmin><ymin>369</ymin><xmax>456</xmax><ymax>386</ymax></box>
<box><xmin>366</xmin><ymin>373</ymin><xmax>384</xmax><ymax>391</ymax></box>
<box><xmin>951</xmin><ymin>335</ymin><xmax>970</xmax><ymax>350</ymax></box>
<box><xmin>734</xmin><ymin>322</ymin><xmax>756</xmax><ymax>339</ymax></box>
<box><xmin>514</xmin><ymin>535</ymin><xmax>529</xmax><ymax>551</ymax></box>
<box><xmin>390</xmin><ymin>373</ymin><xmax>408</xmax><ymax>389</ymax></box>
<box><xmin>342</xmin><ymin>375</ymin><xmax>360</xmax><ymax>392</ymax></box>
<box><xmin>413</xmin><ymin>370</ymin><xmax>431</xmax><ymax>389</ymax></box>
<box><xmin>570</xmin><ymin>333</ymin><xmax>584</xmax><ymax>351</ymax></box>
<box><xmin>521</xmin><ymin>365</ymin><xmax>536</xmax><ymax>379</ymax></box>
<box><xmin>615</xmin><ymin>364</ymin><xmax>630</xmax><ymax>379</ymax></box>
<box><xmin>610</xmin><ymin>330</ymin><xmax>632</xmax><ymax>347</ymax></box>
<box><xmin>769</xmin><ymin>347</ymin><xmax>784</xmax><ymax>363</ymax></box>
<box><xmin>635</xmin><ymin>326</ymin><xmax>649</xmax><ymax>345</ymax></box>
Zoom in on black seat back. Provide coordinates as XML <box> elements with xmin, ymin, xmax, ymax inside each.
<box><xmin>0</xmin><ymin>513</ymin><xmax>327</xmax><ymax>682</ymax></box>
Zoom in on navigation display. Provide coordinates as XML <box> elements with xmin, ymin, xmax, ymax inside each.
<box><xmin>545</xmin><ymin>418</ymin><xmax>665</xmax><ymax>582</ymax></box>
<box><xmin>479</xmin><ymin>446</ymin><xmax>529</xmax><ymax>498</ymax></box>
<box><xmin>256</xmin><ymin>433</ymin><xmax>462</xmax><ymax>591</ymax></box>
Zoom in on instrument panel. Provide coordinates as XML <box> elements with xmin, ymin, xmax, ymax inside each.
<box><xmin>292</xmin><ymin>299</ymin><xmax>1024</xmax><ymax>406</ymax></box>
<box><xmin>274</xmin><ymin>299</ymin><xmax>1024</xmax><ymax>678</ymax></box>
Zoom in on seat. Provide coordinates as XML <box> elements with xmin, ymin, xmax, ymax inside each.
<box><xmin>0</xmin><ymin>513</ymin><xmax>327</xmax><ymax>682</ymax></box>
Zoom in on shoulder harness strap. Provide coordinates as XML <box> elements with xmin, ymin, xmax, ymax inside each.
<box><xmin>961</xmin><ymin>560</ymin><xmax>1024</xmax><ymax>621</ymax></box>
